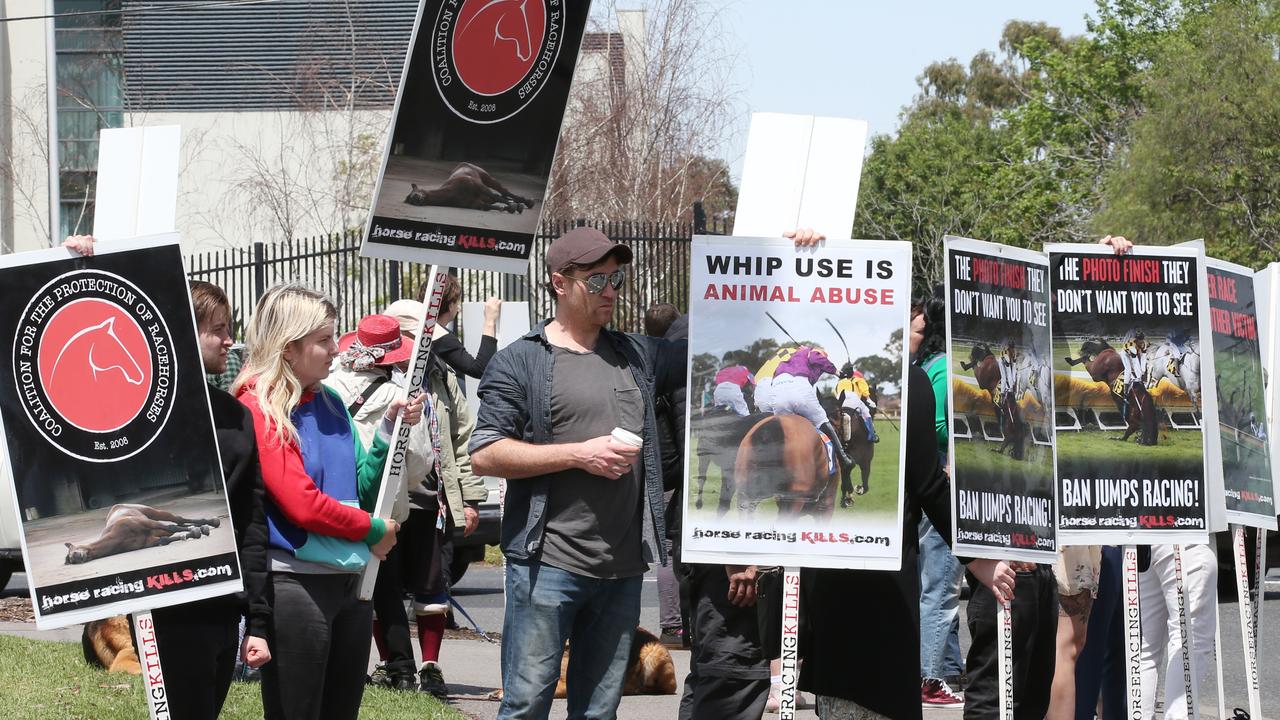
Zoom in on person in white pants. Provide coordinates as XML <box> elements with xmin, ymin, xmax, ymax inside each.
<box><xmin>1138</xmin><ymin>543</ymin><xmax>1217</xmax><ymax>719</ymax></box>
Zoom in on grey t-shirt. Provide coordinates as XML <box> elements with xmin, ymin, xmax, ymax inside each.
<box><xmin>541</xmin><ymin>341</ymin><xmax>647</xmax><ymax>579</ymax></box>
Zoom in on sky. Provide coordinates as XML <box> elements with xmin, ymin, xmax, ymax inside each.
<box><xmin>719</xmin><ymin>0</ymin><xmax>1098</xmax><ymax>179</ymax></box>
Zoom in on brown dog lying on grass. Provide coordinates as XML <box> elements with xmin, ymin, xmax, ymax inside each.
<box><xmin>81</xmin><ymin>615</ymin><xmax>140</xmax><ymax>674</ymax></box>
<box><xmin>489</xmin><ymin>627</ymin><xmax>677</xmax><ymax>700</ymax></box>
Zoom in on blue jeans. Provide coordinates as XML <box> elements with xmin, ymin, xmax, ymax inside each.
<box><xmin>498</xmin><ymin>561</ymin><xmax>643</xmax><ymax>720</ymax></box>
<box><xmin>918</xmin><ymin>515</ymin><xmax>964</xmax><ymax>679</ymax></box>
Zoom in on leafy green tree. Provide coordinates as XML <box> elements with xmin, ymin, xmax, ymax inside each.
<box><xmin>1095</xmin><ymin>1</ymin><xmax>1280</xmax><ymax>265</ymax></box>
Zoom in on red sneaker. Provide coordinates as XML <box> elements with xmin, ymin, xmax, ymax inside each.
<box><xmin>921</xmin><ymin>678</ymin><xmax>965</xmax><ymax>709</ymax></box>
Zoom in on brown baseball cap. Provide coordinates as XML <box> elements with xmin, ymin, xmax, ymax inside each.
<box><xmin>545</xmin><ymin>227</ymin><xmax>633</xmax><ymax>273</ymax></box>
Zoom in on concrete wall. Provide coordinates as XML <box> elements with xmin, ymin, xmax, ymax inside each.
<box><xmin>0</xmin><ymin>4</ymin><xmax>53</xmax><ymax>253</ymax></box>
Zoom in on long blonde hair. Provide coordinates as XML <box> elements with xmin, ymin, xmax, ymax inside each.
<box><xmin>232</xmin><ymin>283</ymin><xmax>338</xmax><ymax>447</ymax></box>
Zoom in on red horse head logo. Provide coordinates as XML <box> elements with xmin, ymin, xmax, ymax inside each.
<box><xmin>39</xmin><ymin>300</ymin><xmax>152</xmax><ymax>433</ymax></box>
<box><xmin>455</xmin><ymin>0</ymin><xmax>547</xmax><ymax>95</ymax></box>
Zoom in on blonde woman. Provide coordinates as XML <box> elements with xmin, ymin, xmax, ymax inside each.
<box><xmin>233</xmin><ymin>284</ymin><xmax>422</xmax><ymax>720</ymax></box>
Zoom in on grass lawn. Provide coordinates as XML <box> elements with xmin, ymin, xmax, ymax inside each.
<box><xmin>951</xmin><ymin>435</ymin><xmax>1054</xmax><ymax>495</ymax></box>
<box><xmin>0</xmin><ymin>635</ymin><xmax>466</xmax><ymax>720</ymax></box>
<box><xmin>688</xmin><ymin>421</ymin><xmax>901</xmax><ymax>521</ymax></box>
<box><xmin>1055</xmin><ymin>426</ymin><xmax>1203</xmax><ymax>466</ymax></box>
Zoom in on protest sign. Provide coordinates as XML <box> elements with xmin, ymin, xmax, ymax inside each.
<box><xmin>92</xmin><ymin>126</ymin><xmax>181</xmax><ymax>241</ymax></box>
<box><xmin>944</xmin><ymin>237</ymin><xmax>1056</xmax><ymax>562</ymax></box>
<box><xmin>681</xmin><ymin>236</ymin><xmax>910</xmax><ymax>570</ymax></box>
<box><xmin>1048</xmin><ymin>243</ymin><xmax>1214</xmax><ymax>544</ymax></box>
<box><xmin>0</xmin><ymin>235</ymin><xmax>241</xmax><ymax>629</ymax></box>
<box><xmin>1206</xmin><ymin>258</ymin><xmax>1277</xmax><ymax>530</ymax></box>
<box><xmin>459</xmin><ymin>301</ymin><xmax>530</xmax><ymax>422</ymax></box>
<box><xmin>732</xmin><ymin>113</ymin><xmax>867</xmax><ymax>239</ymax></box>
<box><xmin>361</xmin><ymin>0</ymin><xmax>591</xmax><ymax>273</ymax></box>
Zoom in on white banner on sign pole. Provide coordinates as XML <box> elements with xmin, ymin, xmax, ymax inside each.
<box><xmin>1256</xmin><ymin>529</ymin><xmax>1267</xmax><ymax>695</ymax></box>
<box><xmin>1124</xmin><ymin>545</ymin><xmax>1143</xmax><ymax>720</ymax></box>
<box><xmin>778</xmin><ymin>568</ymin><xmax>801</xmax><ymax>720</ymax></box>
<box><xmin>998</xmin><ymin>598</ymin><xmax>1013</xmax><ymax>720</ymax></box>
<box><xmin>357</xmin><ymin>268</ymin><xmax>446</xmax><ymax>601</ymax></box>
<box><xmin>134</xmin><ymin>610</ymin><xmax>169</xmax><ymax>720</ymax></box>
<box><xmin>1233</xmin><ymin>526</ymin><xmax>1262</xmax><ymax>718</ymax></box>
<box><xmin>1171</xmin><ymin>545</ymin><xmax>1200</xmax><ymax>719</ymax></box>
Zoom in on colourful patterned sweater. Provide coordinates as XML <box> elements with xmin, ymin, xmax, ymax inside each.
<box><xmin>237</xmin><ymin>382</ymin><xmax>389</xmax><ymax>572</ymax></box>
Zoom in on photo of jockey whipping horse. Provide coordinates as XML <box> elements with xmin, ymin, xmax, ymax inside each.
<box><xmin>682</xmin><ymin>237</ymin><xmax>911</xmax><ymax>568</ymax></box>
<box><xmin>688</xmin><ymin>313</ymin><xmax>901</xmax><ymax>524</ymax></box>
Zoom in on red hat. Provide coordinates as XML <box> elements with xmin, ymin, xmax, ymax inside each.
<box><xmin>337</xmin><ymin>314</ymin><xmax>413</xmax><ymax>369</ymax></box>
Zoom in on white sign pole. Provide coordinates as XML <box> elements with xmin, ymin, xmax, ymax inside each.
<box><xmin>997</xmin><ymin>597</ymin><xmax>1014</xmax><ymax>720</ymax></box>
<box><xmin>357</xmin><ymin>267</ymin><xmax>446</xmax><ymax>601</ymax></box>
<box><xmin>134</xmin><ymin>610</ymin><xmax>170</xmax><ymax>720</ymax></box>
<box><xmin>1171</xmin><ymin>545</ymin><xmax>1200</xmax><ymax>719</ymax></box>
<box><xmin>778</xmin><ymin>568</ymin><xmax>801</xmax><ymax>720</ymax></box>
<box><xmin>732</xmin><ymin>112</ymin><xmax>867</xmax><ymax>719</ymax></box>
<box><xmin>1124</xmin><ymin>545</ymin><xmax>1143</xmax><ymax>720</ymax></box>
<box><xmin>1233</xmin><ymin>526</ymin><xmax>1262</xmax><ymax>717</ymax></box>
<box><xmin>1256</xmin><ymin>529</ymin><xmax>1267</xmax><ymax>699</ymax></box>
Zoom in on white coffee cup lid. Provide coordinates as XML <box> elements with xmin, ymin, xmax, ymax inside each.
<box><xmin>611</xmin><ymin>427</ymin><xmax>643</xmax><ymax>447</ymax></box>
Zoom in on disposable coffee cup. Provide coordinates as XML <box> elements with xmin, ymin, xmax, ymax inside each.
<box><xmin>611</xmin><ymin>427</ymin><xmax>643</xmax><ymax>448</ymax></box>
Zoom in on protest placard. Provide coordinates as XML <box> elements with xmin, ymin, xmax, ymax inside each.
<box><xmin>361</xmin><ymin>0</ymin><xmax>591</xmax><ymax>273</ymax></box>
<box><xmin>681</xmin><ymin>236</ymin><xmax>910</xmax><ymax>570</ymax></box>
<box><xmin>1048</xmin><ymin>243</ymin><xmax>1215</xmax><ymax>544</ymax></box>
<box><xmin>0</xmin><ymin>235</ymin><xmax>241</xmax><ymax>629</ymax></box>
<box><xmin>945</xmin><ymin>237</ymin><xmax>1056</xmax><ymax>562</ymax></box>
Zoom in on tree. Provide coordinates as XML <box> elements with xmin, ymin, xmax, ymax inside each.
<box><xmin>1095</xmin><ymin>1</ymin><xmax>1280</xmax><ymax>264</ymax></box>
<box><xmin>545</xmin><ymin>0</ymin><xmax>741</xmax><ymax>223</ymax></box>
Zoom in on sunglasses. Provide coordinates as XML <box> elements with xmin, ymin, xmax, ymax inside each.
<box><xmin>561</xmin><ymin>269</ymin><xmax>625</xmax><ymax>294</ymax></box>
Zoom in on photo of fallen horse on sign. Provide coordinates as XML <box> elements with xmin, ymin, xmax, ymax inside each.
<box><xmin>361</xmin><ymin>0</ymin><xmax>592</xmax><ymax>272</ymax></box>
<box><xmin>681</xmin><ymin>235</ymin><xmax>912</xmax><ymax>571</ymax></box>
<box><xmin>0</xmin><ymin>237</ymin><xmax>242</xmax><ymax>629</ymax></box>
<box><xmin>63</xmin><ymin>504</ymin><xmax>222</xmax><ymax>565</ymax></box>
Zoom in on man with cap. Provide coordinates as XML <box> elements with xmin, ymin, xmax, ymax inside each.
<box><xmin>470</xmin><ymin>227</ymin><xmax>688</xmax><ymax>719</ymax></box>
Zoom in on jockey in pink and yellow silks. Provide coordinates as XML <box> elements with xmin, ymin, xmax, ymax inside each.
<box><xmin>769</xmin><ymin>346</ymin><xmax>852</xmax><ymax>467</ymax></box>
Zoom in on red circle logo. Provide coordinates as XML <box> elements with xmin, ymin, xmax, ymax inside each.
<box><xmin>454</xmin><ymin>0</ymin><xmax>547</xmax><ymax>96</ymax></box>
<box><xmin>37</xmin><ymin>298</ymin><xmax>152</xmax><ymax>432</ymax></box>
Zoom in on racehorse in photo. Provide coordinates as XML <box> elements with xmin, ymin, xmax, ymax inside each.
<box><xmin>821</xmin><ymin>396</ymin><xmax>874</xmax><ymax>508</ymax></box>
<box><xmin>691</xmin><ymin>407</ymin><xmax>756</xmax><ymax>516</ymax></box>
<box><xmin>64</xmin><ymin>504</ymin><xmax>221</xmax><ymax>564</ymax></box>
<box><xmin>1147</xmin><ymin>340</ymin><xmax>1202</xmax><ymax>414</ymax></box>
<box><xmin>404</xmin><ymin>162</ymin><xmax>537</xmax><ymax>213</ymax></box>
<box><xmin>732</xmin><ymin>414</ymin><xmax>838</xmax><ymax>521</ymax></box>
<box><xmin>1064</xmin><ymin>338</ymin><xmax>1158</xmax><ymax>444</ymax></box>
<box><xmin>961</xmin><ymin>343</ymin><xmax>1026</xmax><ymax>459</ymax></box>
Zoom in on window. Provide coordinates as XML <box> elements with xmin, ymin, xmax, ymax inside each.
<box><xmin>54</xmin><ymin>0</ymin><xmax>123</xmax><ymax>237</ymax></box>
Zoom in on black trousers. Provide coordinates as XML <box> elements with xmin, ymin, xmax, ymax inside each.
<box><xmin>371</xmin><ymin>508</ymin><xmax>451</xmax><ymax>675</ymax></box>
<box><xmin>261</xmin><ymin>572</ymin><xmax>372</xmax><ymax>720</ymax></box>
<box><xmin>148</xmin><ymin>605</ymin><xmax>239</xmax><ymax>720</ymax></box>
<box><xmin>964</xmin><ymin>565</ymin><xmax>1058</xmax><ymax>720</ymax></box>
<box><xmin>678</xmin><ymin>564</ymin><xmax>771</xmax><ymax>720</ymax></box>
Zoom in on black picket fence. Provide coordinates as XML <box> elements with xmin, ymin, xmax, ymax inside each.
<box><xmin>186</xmin><ymin>218</ymin><xmax>729</xmax><ymax>338</ymax></box>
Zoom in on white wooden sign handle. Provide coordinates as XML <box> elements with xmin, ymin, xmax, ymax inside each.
<box><xmin>134</xmin><ymin>610</ymin><xmax>169</xmax><ymax>720</ymax></box>
<box><xmin>1123</xmin><ymin>545</ymin><xmax>1143</xmax><ymax>720</ymax></box>
<box><xmin>778</xmin><ymin>567</ymin><xmax>801</xmax><ymax>720</ymax></box>
<box><xmin>997</xmin><ymin>597</ymin><xmax>1013</xmax><ymax>720</ymax></box>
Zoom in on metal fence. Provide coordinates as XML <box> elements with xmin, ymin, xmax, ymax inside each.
<box><xmin>186</xmin><ymin>217</ymin><xmax>728</xmax><ymax>338</ymax></box>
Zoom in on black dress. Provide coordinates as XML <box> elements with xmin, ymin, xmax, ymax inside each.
<box><xmin>798</xmin><ymin>365</ymin><xmax>953</xmax><ymax>720</ymax></box>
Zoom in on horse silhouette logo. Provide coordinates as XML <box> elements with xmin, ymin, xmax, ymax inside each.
<box><xmin>14</xmin><ymin>269</ymin><xmax>175</xmax><ymax>462</ymax></box>
<box><xmin>40</xmin><ymin>301</ymin><xmax>153</xmax><ymax>433</ymax></box>
<box><xmin>430</xmin><ymin>0</ymin><xmax>561</xmax><ymax>123</ymax></box>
